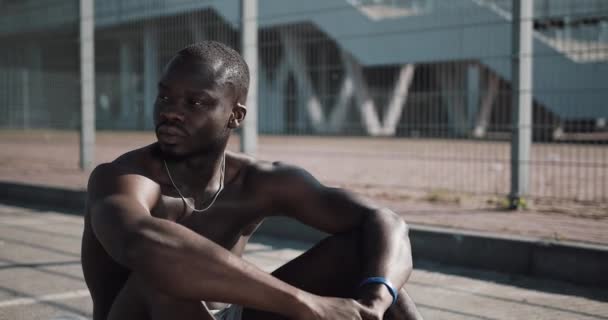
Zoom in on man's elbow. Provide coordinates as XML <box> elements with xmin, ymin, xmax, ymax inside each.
<box><xmin>384</xmin><ymin>209</ymin><xmax>414</xmax><ymax>271</ymax></box>
<box><xmin>89</xmin><ymin>201</ymin><xmax>141</xmax><ymax>268</ymax></box>
<box><xmin>375</xmin><ymin>208</ymin><xmax>412</xmax><ymax>255</ymax></box>
<box><xmin>373</xmin><ymin>208</ymin><xmax>408</xmax><ymax>235</ymax></box>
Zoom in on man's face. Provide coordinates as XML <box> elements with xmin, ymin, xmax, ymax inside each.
<box><xmin>153</xmin><ymin>55</ymin><xmax>234</xmax><ymax>158</ymax></box>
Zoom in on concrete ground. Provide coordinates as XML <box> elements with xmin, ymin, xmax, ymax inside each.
<box><xmin>0</xmin><ymin>203</ymin><xmax>607</xmax><ymax>320</ymax></box>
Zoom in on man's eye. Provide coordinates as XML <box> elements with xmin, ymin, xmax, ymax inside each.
<box><xmin>190</xmin><ymin>99</ymin><xmax>205</xmax><ymax>107</ymax></box>
<box><xmin>158</xmin><ymin>95</ymin><xmax>170</xmax><ymax>102</ymax></box>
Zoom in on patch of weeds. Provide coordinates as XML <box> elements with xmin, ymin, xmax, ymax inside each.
<box><xmin>424</xmin><ymin>189</ymin><xmax>462</xmax><ymax>205</ymax></box>
<box><xmin>486</xmin><ymin>196</ymin><xmax>511</xmax><ymax>210</ymax></box>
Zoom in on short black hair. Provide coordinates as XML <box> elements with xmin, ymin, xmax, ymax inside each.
<box><xmin>177</xmin><ymin>41</ymin><xmax>250</xmax><ymax>102</ymax></box>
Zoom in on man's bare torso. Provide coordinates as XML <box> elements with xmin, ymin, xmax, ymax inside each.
<box><xmin>82</xmin><ymin>144</ymin><xmax>268</xmax><ymax>316</ymax></box>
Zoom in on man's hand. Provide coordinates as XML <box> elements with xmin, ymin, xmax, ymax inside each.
<box><xmin>356</xmin><ymin>282</ymin><xmax>395</xmax><ymax>316</ymax></box>
<box><xmin>296</xmin><ymin>295</ymin><xmax>383</xmax><ymax>320</ymax></box>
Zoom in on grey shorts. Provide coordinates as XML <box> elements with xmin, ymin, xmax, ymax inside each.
<box><xmin>211</xmin><ymin>304</ymin><xmax>243</xmax><ymax>320</ymax></box>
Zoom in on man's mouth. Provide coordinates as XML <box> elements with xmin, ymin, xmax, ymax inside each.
<box><xmin>156</xmin><ymin>125</ymin><xmax>187</xmax><ymax>144</ymax></box>
<box><xmin>157</xmin><ymin>132</ymin><xmax>183</xmax><ymax>144</ymax></box>
<box><xmin>157</xmin><ymin>125</ymin><xmax>187</xmax><ymax>136</ymax></box>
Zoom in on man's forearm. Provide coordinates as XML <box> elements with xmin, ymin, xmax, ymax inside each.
<box><xmin>126</xmin><ymin>217</ymin><xmax>310</xmax><ymax>317</ymax></box>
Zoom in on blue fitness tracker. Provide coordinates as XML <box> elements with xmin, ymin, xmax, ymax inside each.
<box><xmin>358</xmin><ymin>277</ymin><xmax>399</xmax><ymax>306</ymax></box>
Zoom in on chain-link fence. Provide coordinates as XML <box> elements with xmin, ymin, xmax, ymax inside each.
<box><xmin>0</xmin><ymin>0</ymin><xmax>606</xmax><ymax>203</ymax></box>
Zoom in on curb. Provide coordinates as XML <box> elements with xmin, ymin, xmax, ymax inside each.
<box><xmin>0</xmin><ymin>181</ymin><xmax>86</xmax><ymax>211</ymax></box>
<box><xmin>2</xmin><ymin>181</ymin><xmax>606</xmax><ymax>288</ymax></box>
<box><xmin>407</xmin><ymin>224</ymin><xmax>608</xmax><ymax>288</ymax></box>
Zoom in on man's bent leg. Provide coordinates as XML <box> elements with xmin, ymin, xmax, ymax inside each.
<box><xmin>386</xmin><ymin>288</ymin><xmax>425</xmax><ymax>320</ymax></box>
<box><xmin>106</xmin><ymin>275</ymin><xmax>148</xmax><ymax>320</ymax></box>
<box><xmin>242</xmin><ymin>229</ymin><xmax>423</xmax><ymax>320</ymax></box>
<box><xmin>107</xmin><ymin>274</ymin><xmax>215</xmax><ymax>320</ymax></box>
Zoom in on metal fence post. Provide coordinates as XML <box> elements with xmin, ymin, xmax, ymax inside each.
<box><xmin>143</xmin><ymin>22</ymin><xmax>158</xmax><ymax>131</ymax></box>
<box><xmin>79</xmin><ymin>0</ymin><xmax>95</xmax><ymax>170</ymax></box>
<box><xmin>240</xmin><ymin>0</ymin><xmax>258</xmax><ymax>155</ymax></box>
<box><xmin>510</xmin><ymin>0</ymin><xmax>533</xmax><ymax>208</ymax></box>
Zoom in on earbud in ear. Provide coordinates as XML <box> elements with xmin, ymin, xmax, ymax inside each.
<box><xmin>228</xmin><ymin>118</ymin><xmax>238</xmax><ymax>128</ymax></box>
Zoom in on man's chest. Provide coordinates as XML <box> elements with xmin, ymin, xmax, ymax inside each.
<box><xmin>152</xmin><ymin>188</ymin><xmax>264</xmax><ymax>251</ymax></box>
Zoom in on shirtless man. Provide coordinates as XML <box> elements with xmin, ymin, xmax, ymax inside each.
<box><xmin>81</xmin><ymin>41</ymin><xmax>422</xmax><ymax>320</ymax></box>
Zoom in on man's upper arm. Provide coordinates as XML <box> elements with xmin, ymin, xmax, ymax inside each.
<box><xmin>256</xmin><ymin>163</ymin><xmax>378</xmax><ymax>234</ymax></box>
<box><xmin>86</xmin><ymin>163</ymin><xmax>160</xmax><ymax>266</ymax></box>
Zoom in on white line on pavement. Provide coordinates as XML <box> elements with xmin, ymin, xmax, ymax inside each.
<box><xmin>0</xmin><ymin>289</ymin><xmax>90</xmax><ymax>308</ymax></box>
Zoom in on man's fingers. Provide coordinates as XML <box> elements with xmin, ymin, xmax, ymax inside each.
<box><xmin>357</xmin><ymin>302</ymin><xmax>382</xmax><ymax>320</ymax></box>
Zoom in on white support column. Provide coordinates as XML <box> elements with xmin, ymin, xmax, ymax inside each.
<box><xmin>382</xmin><ymin>64</ymin><xmax>415</xmax><ymax>136</ymax></box>
<box><xmin>2</xmin><ymin>61</ymin><xmax>12</xmax><ymax>125</ymax></box>
<box><xmin>279</xmin><ymin>30</ymin><xmax>324</xmax><ymax>132</ymax></box>
<box><xmin>342</xmin><ymin>53</ymin><xmax>382</xmax><ymax>136</ymax></box>
<box><xmin>79</xmin><ymin>0</ymin><xmax>95</xmax><ymax>170</ymax></box>
<box><xmin>466</xmin><ymin>63</ymin><xmax>480</xmax><ymax>131</ymax></box>
<box><xmin>0</xmin><ymin>52</ymin><xmax>5</xmax><ymax>126</ymax></box>
<box><xmin>26</xmin><ymin>42</ymin><xmax>42</xmax><ymax>128</ymax></box>
<box><xmin>552</xmin><ymin>122</ymin><xmax>564</xmax><ymax>140</ymax></box>
<box><xmin>328</xmin><ymin>75</ymin><xmax>354</xmax><ymax>132</ymax></box>
<box><xmin>595</xmin><ymin>118</ymin><xmax>606</xmax><ymax>130</ymax></box>
<box><xmin>257</xmin><ymin>66</ymin><xmax>274</xmax><ymax>133</ymax></box>
<box><xmin>188</xmin><ymin>14</ymin><xmax>207</xmax><ymax>43</ymax></box>
<box><xmin>473</xmin><ymin>73</ymin><xmax>499</xmax><ymax>138</ymax></box>
<box><xmin>21</xmin><ymin>69</ymin><xmax>29</xmax><ymax>129</ymax></box>
<box><xmin>563</xmin><ymin>16</ymin><xmax>572</xmax><ymax>42</ymax></box>
<box><xmin>240</xmin><ymin>0</ymin><xmax>258</xmax><ymax>155</ymax></box>
<box><xmin>600</xmin><ymin>21</ymin><xmax>608</xmax><ymax>43</ymax></box>
<box><xmin>436</xmin><ymin>65</ymin><xmax>468</xmax><ymax>137</ymax></box>
<box><xmin>318</xmin><ymin>45</ymin><xmax>329</xmax><ymax>120</ymax></box>
<box><xmin>269</xmin><ymin>59</ymin><xmax>291</xmax><ymax>133</ymax></box>
<box><xmin>119</xmin><ymin>40</ymin><xmax>134</xmax><ymax>122</ymax></box>
<box><xmin>143</xmin><ymin>22</ymin><xmax>159</xmax><ymax>130</ymax></box>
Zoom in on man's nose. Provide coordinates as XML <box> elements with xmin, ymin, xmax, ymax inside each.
<box><xmin>158</xmin><ymin>104</ymin><xmax>185</xmax><ymax>123</ymax></box>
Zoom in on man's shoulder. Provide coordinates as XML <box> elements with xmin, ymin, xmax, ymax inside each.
<box><xmin>113</xmin><ymin>143</ymin><xmax>159</xmax><ymax>170</ymax></box>
<box><xmin>235</xmin><ymin>154</ymin><xmax>302</xmax><ymax>181</ymax></box>
<box><xmin>237</xmin><ymin>155</ymin><xmax>320</xmax><ymax>196</ymax></box>
<box><xmin>91</xmin><ymin>143</ymin><xmax>157</xmax><ymax>177</ymax></box>
<box><xmin>87</xmin><ymin>144</ymin><xmax>161</xmax><ymax>201</ymax></box>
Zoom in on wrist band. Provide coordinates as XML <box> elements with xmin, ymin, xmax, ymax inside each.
<box><xmin>358</xmin><ymin>277</ymin><xmax>399</xmax><ymax>306</ymax></box>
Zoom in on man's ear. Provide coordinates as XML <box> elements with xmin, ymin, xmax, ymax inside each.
<box><xmin>229</xmin><ymin>102</ymin><xmax>247</xmax><ymax>129</ymax></box>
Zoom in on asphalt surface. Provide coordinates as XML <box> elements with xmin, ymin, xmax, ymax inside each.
<box><xmin>0</xmin><ymin>203</ymin><xmax>607</xmax><ymax>320</ymax></box>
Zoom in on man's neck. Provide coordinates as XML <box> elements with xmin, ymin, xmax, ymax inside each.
<box><xmin>163</xmin><ymin>148</ymin><xmax>226</xmax><ymax>195</ymax></box>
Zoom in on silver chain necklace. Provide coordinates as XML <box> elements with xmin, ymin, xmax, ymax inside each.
<box><xmin>163</xmin><ymin>154</ymin><xmax>225</xmax><ymax>212</ymax></box>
